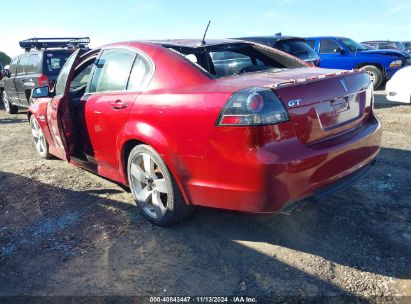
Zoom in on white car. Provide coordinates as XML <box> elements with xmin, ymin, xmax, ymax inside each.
<box><xmin>386</xmin><ymin>66</ymin><xmax>411</xmax><ymax>104</ymax></box>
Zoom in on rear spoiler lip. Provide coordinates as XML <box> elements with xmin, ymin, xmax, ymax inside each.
<box><xmin>271</xmin><ymin>69</ymin><xmax>363</xmax><ymax>89</ymax></box>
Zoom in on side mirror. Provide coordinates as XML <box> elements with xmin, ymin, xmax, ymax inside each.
<box><xmin>32</xmin><ymin>86</ymin><xmax>54</xmax><ymax>98</ymax></box>
<box><xmin>334</xmin><ymin>48</ymin><xmax>345</xmax><ymax>54</ymax></box>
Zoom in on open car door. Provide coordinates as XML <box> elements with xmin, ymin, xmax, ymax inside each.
<box><xmin>47</xmin><ymin>49</ymin><xmax>83</xmax><ymax>161</ymax></box>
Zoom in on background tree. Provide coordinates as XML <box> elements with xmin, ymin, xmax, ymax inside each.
<box><xmin>0</xmin><ymin>51</ymin><xmax>12</xmax><ymax>68</ymax></box>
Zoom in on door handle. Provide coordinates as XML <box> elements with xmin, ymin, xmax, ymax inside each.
<box><xmin>110</xmin><ymin>100</ymin><xmax>128</xmax><ymax>109</ymax></box>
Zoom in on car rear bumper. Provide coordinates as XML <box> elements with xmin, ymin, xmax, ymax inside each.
<box><xmin>279</xmin><ymin>159</ymin><xmax>375</xmax><ymax>214</ymax></box>
<box><xmin>386</xmin><ymin>80</ymin><xmax>411</xmax><ymax>103</ymax></box>
<box><xmin>386</xmin><ymin>92</ymin><xmax>411</xmax><ymax>103</ymax></box>
<box><xmin>186</xmin><ymin>113</ymin><xmax>382</xmax><ymax>213</ymax></box>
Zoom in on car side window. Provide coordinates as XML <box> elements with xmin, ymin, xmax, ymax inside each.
<box><xmin>70</xmin><ymin>59</ymin><xmax>95</xmax><ymax>91</ymax></box>
<box><xmin>9</xmin><ymin>59</ymin><xmax>18</xmax><ymax>76</ymax></box>
<box><xmin>127</xmin><ymin>55</ymin><xmax>152</xmax><ymax>91</ymax></box>
<box><xmin>88</xmin><ymin>49</ymin><xmax>136</xmax><ymax>93</ymax></box>
<box><xmin>319</xmin><ymin>39</ymin><xmax>341</xmax><ymax>54</ymax></box>
<box><xmin>306</xmin><ymin>40</ymin><xmax>315</xmax><ymax>49</ymax></box>
<box><xmin>17</xmin><ymin>56</ymin><xmax>28</xmax><ymax>74</ymax></box>
<box><xmin>27</xmin><ymin>54</ymin><xmax>40</xmax><ymax>74</ymax></box>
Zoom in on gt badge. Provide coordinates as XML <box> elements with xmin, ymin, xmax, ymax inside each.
<box><xmin>288</xmin><ymin>99</ymin><xmax>302</xmax><ymax>107</ymax></box>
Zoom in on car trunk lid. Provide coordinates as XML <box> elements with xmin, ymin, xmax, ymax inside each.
<box><xmin>274</xmin><ymin>71</ymin><xmax>373</xmax><ymax>145</ymax></box>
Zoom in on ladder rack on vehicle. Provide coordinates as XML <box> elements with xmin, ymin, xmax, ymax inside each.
<box><xmin>19</xmin><ymin>37</ymin><xmax>91</xmax><ymax>51</ymax></box>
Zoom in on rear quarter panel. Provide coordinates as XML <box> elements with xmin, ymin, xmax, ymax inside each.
<box><xmin>120</xmin><ymin>90</ymin><xmax>232</xmax><ymax>201</ymax></box>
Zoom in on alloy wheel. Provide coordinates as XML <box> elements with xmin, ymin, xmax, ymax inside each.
<box><xmin>129</xmin><ymin>152</ymin><xmax>169</xmax><ymax>219</ymax></box>
<box><xmin>30</xmin><ymin>117</ymin><xmax>47</xmax><ymax>155</ymax></box>
<box><xmin>366</xmin><ymin>71</ymin><xmax>376</xmax><ymax>84</ymax></box>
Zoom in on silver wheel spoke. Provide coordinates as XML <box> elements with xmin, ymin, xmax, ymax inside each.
<box><xmin>39</xmin><ymin>138</ymin><xmax>46</xmax><ymax>152</ymax></box>
<box><xmin>31</xmin><ymin>128</ymin><xmax>40</xmax><ymax>138</ymax></box>
<box><xmin>143</xmin><ymin>153</ymin><xmax>155</xmax><ymax>178</ymax></box>
<box><xmin>36</xmin><ymin>140</ymin><xmax>43</xmax><ymax>152</ymax></box>
<box><xmin>31</xmin><ymin>118</ymin><xmax>46</xmax><ymax>154</ymax></box>
<box><xmin>130</xmin><ymin>163</ymin><xmax>148</xmax><ymax>183</ymax></box>
<box><xmin>152</xmin><ymin>190</ymin><xmax>166</xmax><ymax>217</ymax></box>
<box><xmin>154</xmin><ymin>178</ymin><xmax>168</xmax><ymax>193</ymax></box>
<box><xmin>137</xmin><ymin>186</ymin><xmax>151</xmax><ymax>204</ymax></box>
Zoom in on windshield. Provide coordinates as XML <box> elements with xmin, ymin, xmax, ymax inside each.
<box><xmin>340</xmin><ymin>38</ymin><xmax>367</xmax><ymax>52</ymax></box>
<box><xmin>168</xmin><ymin>43</ymin><xmax>305</xmax><ymax>78</ymax></box>
<box><xmin>275</xmin><ymin>40</ymin><xmax>319</xmax><ymax>62</ymax></box>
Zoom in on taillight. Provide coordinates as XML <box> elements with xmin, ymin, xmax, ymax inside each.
<box><xmin>217</xmin><ymin>87</ymin><xmax>289</xmax><ymax>126</ymax></box>
<box><xmin>38</xmin><ymin>74</ymin><xmax>49</xmax><ymax>88</ymax></box>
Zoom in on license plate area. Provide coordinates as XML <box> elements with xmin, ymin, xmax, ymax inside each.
<box><xmin>317</xmin><ymin>93</ymin><xmax>362</xmax><ymax>131</ymax></box>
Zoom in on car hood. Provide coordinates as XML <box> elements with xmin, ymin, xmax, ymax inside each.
<box><xmin>360</xmin><ymin>49</ymin><xmax>408</xmax><ymax>58</ymax></box>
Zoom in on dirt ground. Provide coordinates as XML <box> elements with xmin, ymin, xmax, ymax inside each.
<box><xmin>0</xmin><ymin>92</ymin><xmax>410</xmax><ymax>303</ymax></box>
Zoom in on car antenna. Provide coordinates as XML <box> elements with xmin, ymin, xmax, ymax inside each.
<box><xmin>199</xmin><ymin>20</ymin><xmax>211</xmax><ymax>46</ymax></box>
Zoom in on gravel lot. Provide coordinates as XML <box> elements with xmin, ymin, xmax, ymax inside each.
<box><xmin>0</xmin><ymin>92</ymin><xmax>410</xmax><ymax>303</ymax></box>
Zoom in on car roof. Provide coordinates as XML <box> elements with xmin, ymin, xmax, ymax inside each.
<box><xmin>305</xmin><ymin>36</ymin><xmax>348</xmax><ymax>40</ymax></box>
<box><xmin>362</xmin><ymin>40</ymin><xmax>400</xmax><ymax>43</ymax></box>
<box><xmin>236</xmin><ymin>35</ymin><xmax>306</xmax><ymax>42</ymax></box>
<box><xmin>11</xmin><ymin>48</ymin><xmax>76</xmax><ymax>60</ymax></box>
<box><xmin>147</xmin><ymin>39</ymin><xmax>246</xmax><ymax>48</ymax></box>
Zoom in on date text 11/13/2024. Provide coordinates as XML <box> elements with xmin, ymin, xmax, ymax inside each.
<box><xmin>149</xmin><ymin>296</ymin><xmax>258</xmax><ymax>303</ymax></box>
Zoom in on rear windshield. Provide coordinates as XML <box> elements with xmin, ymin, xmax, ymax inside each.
<box><xmin>167</xmin><ymin>43</ymin><xmax>305</xmax><ymax>78</ymax></box>
<box><xmin>275</xmin><ymin>40</ymin><xmax>319</xmax><ymax>62</ymax></box>
<box><xmin>42</xmin><ymin>51</ymin><xmax>73</xmax><ymax>75</ymax></box>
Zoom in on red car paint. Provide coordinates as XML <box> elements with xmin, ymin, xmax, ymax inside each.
<box><xmin>28</xmin><ymin>40</ymin><xmax>382</xmax><ymax>213</ymax></box>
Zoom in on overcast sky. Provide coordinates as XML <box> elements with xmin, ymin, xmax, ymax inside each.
<box><xmin>0</xmin><ymin>0</ymin><xmax>410</xmax><ymax>57</ymax></box>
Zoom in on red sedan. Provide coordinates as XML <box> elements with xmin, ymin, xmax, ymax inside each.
<box><xmin>28</xmin><ymin>39</ymin><xmax>382</xmax><ymax>225</ymax></box>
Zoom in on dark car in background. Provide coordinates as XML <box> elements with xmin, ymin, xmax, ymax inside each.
<box><xmin>306</xmin><ymin>36</ymin><xmax>408</xmax><ymax>89</ymax></box>
<box><xmin>362</xmin><ymin>40</ymin><xmax>410</xmax><ymax>54</ymax></box>
<box><xmin>403</xmin><ymin>41</ymin><xmax>411</xmax><ymax>50</ymax></box>
<box><xmin>361</xmin><ymin>42</ymin><xmax>411</xmax><ymax>64</ymax></box>
<box><xmin>0</xmin><ymin>37</ymin><xmax>89</xmax><ymax>114</ymax></box>
<box><xmin>236</xmin><ymin>34</ymin><xmax>320</xmax><ymax>66</ymax></box>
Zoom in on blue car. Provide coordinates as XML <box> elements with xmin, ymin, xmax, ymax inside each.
<box><xmin>306</xmin><ymin>36</ymin><xmax>408</xmax><ymax>89</ymax></box>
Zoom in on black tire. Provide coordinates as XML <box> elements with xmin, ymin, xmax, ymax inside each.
<box><xmin>2</xmin><ymin>91</ymin><xmax>18</xmax><ymax>114</ymax></box>
<box><xmin>360</xmin><ymin>65</ymin><xmax>383</xmax><ymax>90</ymax></box>
<box><xmin>30</xmin><ymin>115</ymin><xmax>52</xmax><ymax>159</ymax></box>
<box><xmin>127</xmin><ymin>144</ymin><xmax>193</xmax><ymax>226</ymax></box>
